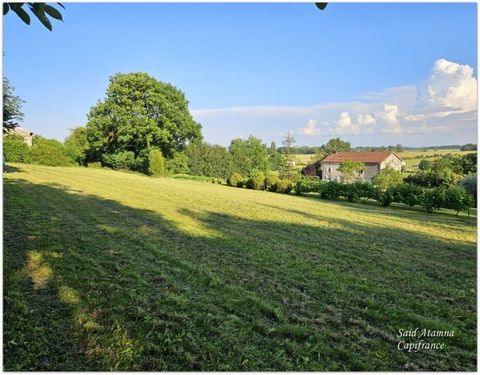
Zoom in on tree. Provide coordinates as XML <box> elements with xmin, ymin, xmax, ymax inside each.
<box><xmin>280</xmin><ymin>132</ymin><xmax>296</xmax><ymax>179</ymax></box>
<box><xmin>371</xmin><ymin>166</ymin><xmax>403</xmax><ymax>191</ymax></box>
<box><xmin>396</xmin><ymin>144</ymin><xmax>404</xmax><ymax>152</ymax></box>
<box><xmin>3</xmin><ymin>3</ymin><xmax>64</xmax><ymax>31</ymax></box>
<box><xmin>460</xmin><ymin>175</ymin><xmax>477</xmax><ymax>205</ymax></box>
<box><xmin>186</xmin><ymin>141</ymin><xmax>233</xmax><ymax>179</ymax></box>
<box><xmin>3</xmin><ymin>78</ymin><xmax>25</xmax><ymax>132</ymax></box>
<box><xmin>460</xmin><ymin>143</ymin><xmax>477</xmax><ymax>151</ymax></box>
<box><xmin>64</xmin><ymin>127</ymin><xmax>88</xmax><ymax>165</ymax></box>
<box><xmin>29</xmin><ymin>136</ymin><xmax>71</xmax><ymax>166</ymax></box>
<box><xmin>229</xmin><ymin>136</ymin><xmax>268</xmax><ymax>176</ymax></box>
<box><xmin>84</xmin><ymin>73</ymin><xmax>202</xmax><ymax>172</ymax></box>
<box><xmin>323</xmin><ymin>137</ymin><xmax>351</xmax><ymax>155</ymax></box>
<box><xmin>459</xmin><ymin>152</ymin><xmax>477</xmax><ymax>175</ymax></box>
<box><xmin>3</xmin><ymin>134</ymin><xmax>30</xmax><ymax>162</ymax></box>
<box><xmin>418</xmin><ymin>159</ymin><xmax>431</xmax><ymax>170</ymax></box>
<box><xmin>338</xmin><ymin>159</ymin><xmax>364</xmax><ymax>184</ymax></box>
<box><xmin>147</xmin><ymin>148</ymin><xmax>165</xmax><ymax>177</ymax></box>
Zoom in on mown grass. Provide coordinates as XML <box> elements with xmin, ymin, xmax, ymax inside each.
<box><xmin>3</xmin><ymin>163</ymin><xmax>477</xmax><ymax>370</ymax></box>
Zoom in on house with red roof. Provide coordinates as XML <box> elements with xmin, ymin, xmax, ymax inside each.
<box><xmin>320</xmin><ymin>151</ymin><xmax>404</xmax><ymax>182</ymax></box>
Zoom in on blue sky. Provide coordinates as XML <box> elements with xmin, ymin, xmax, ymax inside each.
<box><xmin>3</xmin><ymin>2</ymin><xmax>477</xmax><ymax>147</ymax></box>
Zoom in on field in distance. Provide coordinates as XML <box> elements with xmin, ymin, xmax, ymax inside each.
<box><xmin>4</xmin><ymin>164</ymin><xmax>476</xmax><ymax>371</ymax></box>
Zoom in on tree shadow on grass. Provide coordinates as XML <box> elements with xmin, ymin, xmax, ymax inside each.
<box><xmin>3</xmin><ymin>179</ymin><xmax>477</xmax><ymax>371</ymax></box>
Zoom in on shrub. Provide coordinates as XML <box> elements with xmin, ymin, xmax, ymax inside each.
<box><xmin>393</xmin><ymin>183</ymin><xmax>423</xmax><ymax>208</ymax></box>
<box><xmin>166</xmin><ymin>152</ymin><xmax>189</xmax><ymax>175</ymax></box>
<box><xmin>378</xmin><ymin>189</ymin><xmax>393</xmax><ymax>207</ymax></box>
<box><xmin>29</xmin><ymin>136</ymin><xmax>71</xmax><ymax>166</ymax></box>
<box><xmin>460</xmin><ymin>175</ymin><xmax>477</xmax><ymax>204</ymax></box>
<box><xmin>3</xmin><ymin>134</ymin><xmax>30</xmax><ymax>163</ymax></box>
<box><xmin>321</xmin><ymin>180</ymin><xmax>342</xmax><ymax>200</ymax></box>
<box><xmin>246</xmin><ymin>170</ymin><xmax>266</xmax><ymax>190</ymax></box>
<box><xmin>295</xmin><ymin>177</ymin><xmax>322</xmax><ymax>195</ymax></box>
<box><xmin>276</xmin><ymin>179</ymin><xmax>293</xmax><ymax>194</ymax></box>
<box><xmin>227</xmin><ymin>172</ymin><xmax>245</xmax><ymax>188</ymax></box>
<box><xmin>147</xmin><ymin>148</ymin><xmax>165</xmax><ymax>176</ymax></box>
<box><xmin>265</xmin><ymin>172</ymin><xmax>281</xmax><ymax>192</ymax></box>
<box><xmin>87</xmin><ymin>161</ymin><xmax>102</xmax><ymax>169</ymax></box>
<box><xmin>445</xmin><ymin>187</ymin><xmax>474</xmax><ymax>216</ymax></box>
<box><xmin>102</xmin><ymin>151</ymin><xmax>136</xmax><ymax>170</ymax></box>
<box><xmin>422</xmin><ymin>188</ymin><xmax>446</xmax><ymax>213</ymax></box>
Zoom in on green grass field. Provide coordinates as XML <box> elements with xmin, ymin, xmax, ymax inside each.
<box><xmin>3</xmin><ymin>164</ymin><xmax>477</xmax><ymax>370</ymax></box>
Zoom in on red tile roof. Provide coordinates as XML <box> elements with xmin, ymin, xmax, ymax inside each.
<box><xmin>321</xmin><ymin>151</ymin><xmax>401</xmax><ymax>164</ymax></box>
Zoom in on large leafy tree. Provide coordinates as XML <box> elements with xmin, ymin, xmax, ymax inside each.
<box><xmin>229</xmin><ymin>136</ymin><xmax>269</xmax><ymax>176</ymax></box>
<box><xmin>3</xmin><ymin>78</ymin><xmax>25</xmax><ymax>132</ymax></box>
<box><xmin>84</xmin><ymin>73</ymin><xmax>202</xmax><ymax>169</ymax></box>
<box><xmin>323</xmin><ymin>137</ymin><xmax>351</xmax><ymax>155</ymax></box>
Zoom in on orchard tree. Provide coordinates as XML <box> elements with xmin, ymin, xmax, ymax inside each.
<box><xmin>84</xmin><ymin>73</ymin><xmax>202</xmax><ymax>171</ymax></box>
<box><xmin>338</xmin><ymin>159</ymin><xmax>364</xmax><ymax>183</ymax></box>
<box><xmin>372</xmin><ymin>166</ymin><xmax>403</xmax><ymax>191</ymax></box>
<box><xmin>3</xmin><ymin>78</ymin><xmax>25</xmax><ymax>132</ymax></box>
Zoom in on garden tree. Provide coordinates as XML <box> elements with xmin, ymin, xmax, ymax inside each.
<box><xmin>3</xmin><ymin>3</ymin><xmax>64</xmax><ymax>31</ymax></box>
<box><xmin>322</xmin><ymin>137</ymin><xmax>351</xmax><ymax>155</ymax></box>
<box><xmin>186</xmin><ymin>141</ymin><xmax>233</xmax><ymax>179</ymax></box>
<box><xmin>445</xmin><ymin>187</ymin><xmax>474</xmax><ymax>216</ymax></box>
<box><xmin>459</xmin><ymin>152</ymin><xmax>477</xmax><ymax>175</ymax></box>
<box><xmin>418</xmin><ymin>159</ymin><xmax>431</xmax><ymax>170</ymax></box>
<box><xmin>267</xmin><ymin>141</ymin><xmax>283</xmax><ymax>171</ymax></box>
<box><xmin>430</xmin><ymin>157</ymin><xmax>462</xmax><ymax>187</ymax></box>
<box><xmin>229</xmin><ymin>136</ymin><xmax>268</xmax><ymax>177</ymax></box>
<box><xmin>280</xmin><ymin>132</ymin><xmax>296</xmax><ymax>179</ymax></box>
<box><xmin>460</xmin><ymin>175</ymin><xmax>477</xmax><ymax>204</ymax></box>
<box><xmin>372</xmin><ymin>166</ymin><xmax>403</xmax><ymax>191</ymax></box>
<box><xmin>64</xmin><ymin>127</ymin><xmax>88</xmax><ymax>165</ymax></box>
<box><xmin>338</xmin><ymin>159</ymin><xmax>364</xmax><ymax>183</ymax></box>
<box><xmin>3</xmin><ymin>78</ymin><xmax>25</xmax><ymax>132</ymax></box>
<box><xmin>84</xmin><ymin>73</ymin><xmax>202</xmax><ymax>172</ymax></box>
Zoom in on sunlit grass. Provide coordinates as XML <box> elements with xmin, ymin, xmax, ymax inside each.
<box><xmin>3</xmin><ymin>163</ymin><xmax>476</xmax><ymax>370</ymax></box>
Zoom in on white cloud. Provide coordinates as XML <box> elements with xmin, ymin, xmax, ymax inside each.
<box><xmin>191</xmin><ymin>59</ymin><xmax>477</xmax><ymax>144</ymax></box>
<box><xmin>298</xmin><ymin>119</ymin><xmax>320</xmax><ymax>135</ymax></box>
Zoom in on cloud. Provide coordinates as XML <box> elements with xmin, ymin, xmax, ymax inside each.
<box><xmin>191</xmin><ymin>59</ymin><xmax>477</xmax><ymax>145</ymax></box>
<box><xmin>298</xmin><ymin>119</ymin><xmax>320</xmax><ymax>135</ymax></box>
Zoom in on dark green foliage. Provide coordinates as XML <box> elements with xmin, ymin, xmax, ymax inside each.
<box><xmin>391</xmin><ymin>184</ymin><xmax>423</xmax><ymax>208</ymax></box>
<box><xmin>460</xmin><ymin>143</ymin><xmax>477</xmax><ymax>151</ymax></box>
<box><xmin>3</xmin><ymin>78</ymin><xmax>25</xmax><ymax>132</ymax></box>
<box><xmin>246</xmin><ymin>170</ymin><xmax>266</xmax><ymax>190</ymax></box>
<box><xmin>147</xmin><ymin>148</ymin><xmax>165</xmax><ymax>177</ymax></box>
<box><xmin>322</xmin><ymin>137</ymin><xmax>351</xmax><ymax>155</ymax></box>
<box><xmin>3</xmin><ymin>134</ymin><xmax>30</xmax><ymax>162</ymax></box>
<box><xmin>280</xmin><ymin>133</ymin><xmax>296</xmax><ymax>180</ymax></box>
<box><xmin>418</xmin><ymin>159</ymin><xmax>431</xmax><ymax>170</ymax></box>
<box><xmin>460</xmin><ymin>175</ymin><xmax>477</xmax><ymax>204</ymax></box>
<box><xmin>29</xmin><ymin>136</ymin><xmax>71</xmax><ymax>166</ymax></box>
<box><xmin>320</xmin><ymin>180</ymin><xmax>342</xmax><ymax>200</ymax></box>
<box><xmin>4</xmin><ymin>3</ymin><xmax>64</xmax><ymax>31</ymax></box>
<box><xmin>445</xmin><ymin>187</ymin><xmax>474</xmax><ymax>216</ymax></box>
<box><xmin>294</xmin><ymin>177</ymin><xmax>322</xmax><ymax>195</ymax></box>
<box><xmin>64</xmin><ymin>127</ymin><xmax>88</xmax><ymax>165</ymax></box>
<box><xmin>459</xmin><ymin>153</ymin><xmax>477</xmax><ymax>175</ymax></box>
<box><xmin>405</xmin><ymin>156</ymin><xmax>463</xmax><ymax>188</ymax></box>
<box><xmin>227</xmin><ymin>172</ymin><xmax>245</xmax><ymax>188</ymax></box>
<box><xmin>422</xmin><ymin>188</ymin><xmax>446</xmax><ymax>213</ymax></box>
<box><xmin>102</xmin><ymin>151</ymin><xmax>137</xmax><ymax>170</ymax></box>
<box><xmin>165</xmin><ymin>152</ymin><xmax>189</xmax><ymax>175</ymax></box>
<box><xmin>229</xmin><ymin>136</ymin><xmax>268</xmax><ymax>176</ymax></box>
<box><xmin>85</xmin><ymin>73</ymin><xmax>202</xmax><ymax>171</ymax></box>
<box><xmin>186</xmin><ymin>142</ymin><xmax>232</xmax><ymax>179</ymax></box>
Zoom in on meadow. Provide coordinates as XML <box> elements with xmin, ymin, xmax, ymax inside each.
<box><xmin>3</xmin><ymin>164</ymin><xmax>477</xmax><ymax>370</ymax></box>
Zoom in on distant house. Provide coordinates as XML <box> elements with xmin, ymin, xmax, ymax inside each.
<box><xmin>318</xmin><ymin>151</ymin><xmax>404</xmax><ymax>182</ymax></box>
<box><xmin>7</xmin><ymin>127</ymin><xmax>34</xmax><ymax>147</ymax></box>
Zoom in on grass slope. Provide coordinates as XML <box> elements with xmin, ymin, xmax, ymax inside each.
<box><xmin>3</xmin><ymin>164</ymin><xmax>477</xmax><ymax>370</ymax></box>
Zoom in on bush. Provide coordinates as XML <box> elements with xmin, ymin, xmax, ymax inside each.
<box><xmin>393</xmin><ymin>183</ymin><xmax>423</xmax><ymax>208</ymax></box>
<box><xmin>227</xmin><ymin>172</ymin><xmax>245</xmax><ymax>188</ymax></box>
<box><xmin>29</xmin><ymin>136</ymin><xmax>71</xmax><ymax>166</ymax></box>
<box><xmin>102</xmin><ymin>151</ymin><xmax>136</xmax><ymax>170</ymax></box>
<box><xmin>460</xmin><ymin>175</ymin><xmax>477</xmax><ymax>204</ymax></box>
<box><xmin>295</xmin><ymin>177</ymin><xmax>322</xmax><ymax>195</ymax></box>
<box><xmin>422</xmin><ymin>188</ymin><xmax>446</xmax><ymax>213</ymax></box>
<box><xmin>445</xmin><ymin>187</ymin><xmax>474</xmax><ymax>216</ymax></box>
<box><xmin>378</xmin><ymin>189</ymin><xmax>393</xmax><ymax>207</ymax></box>
<box><xmin>87</xmin><ymin>161</ymin><xmax>102</xmax><ymax>169</ymax></box>
<box><xmin>276</xmin><ymin>179</ymin><xmax>293</xmax><ymax>194</ymax></box>
<box><xmin>246</xmin><ymin>170</ymin><xmax>266</xmax><ymax>190</ymax></box>
<box><xmin>147</xmin><ymin>148</ymin><xmax>165</xmax><ymax>176</ymax></box>
<box><xmin>3</xmin><ymin>134</ymin><xmax>30</xmax><ymax>163</ymax></box>
<box><xmin>321</xmin><ymin>180</ymin><xmax>342</xmax><ymax>200</ymax></box>
<box><xmin>372</xmin><ymin>166</ymin><xmax>403</xmax><ymax>191</ymax></box>
<box><xmin>265</xmin><ymin>172</ymin><xmax>281</xmax><ymax>192</ymax></box>
<box><xmin>165</xmin><ymin>152</ymin><xmax>189</xmax><ymax>175</ymax></box>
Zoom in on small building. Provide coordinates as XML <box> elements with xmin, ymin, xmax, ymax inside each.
<box><xmin>7</xmin><ymin>127</ymin><xmax>34</xmax><ymax>147</ymax></box>
<box><xmin>320</xmin><ymin>151</ymin><xmax>404</xmax><ymax>182</ymax></box>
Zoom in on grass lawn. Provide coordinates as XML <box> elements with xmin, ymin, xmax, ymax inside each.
<box><xmin>3</xmin><ymin>164</ymin><xmax>477</xmax><ymax>370</ymax></box>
